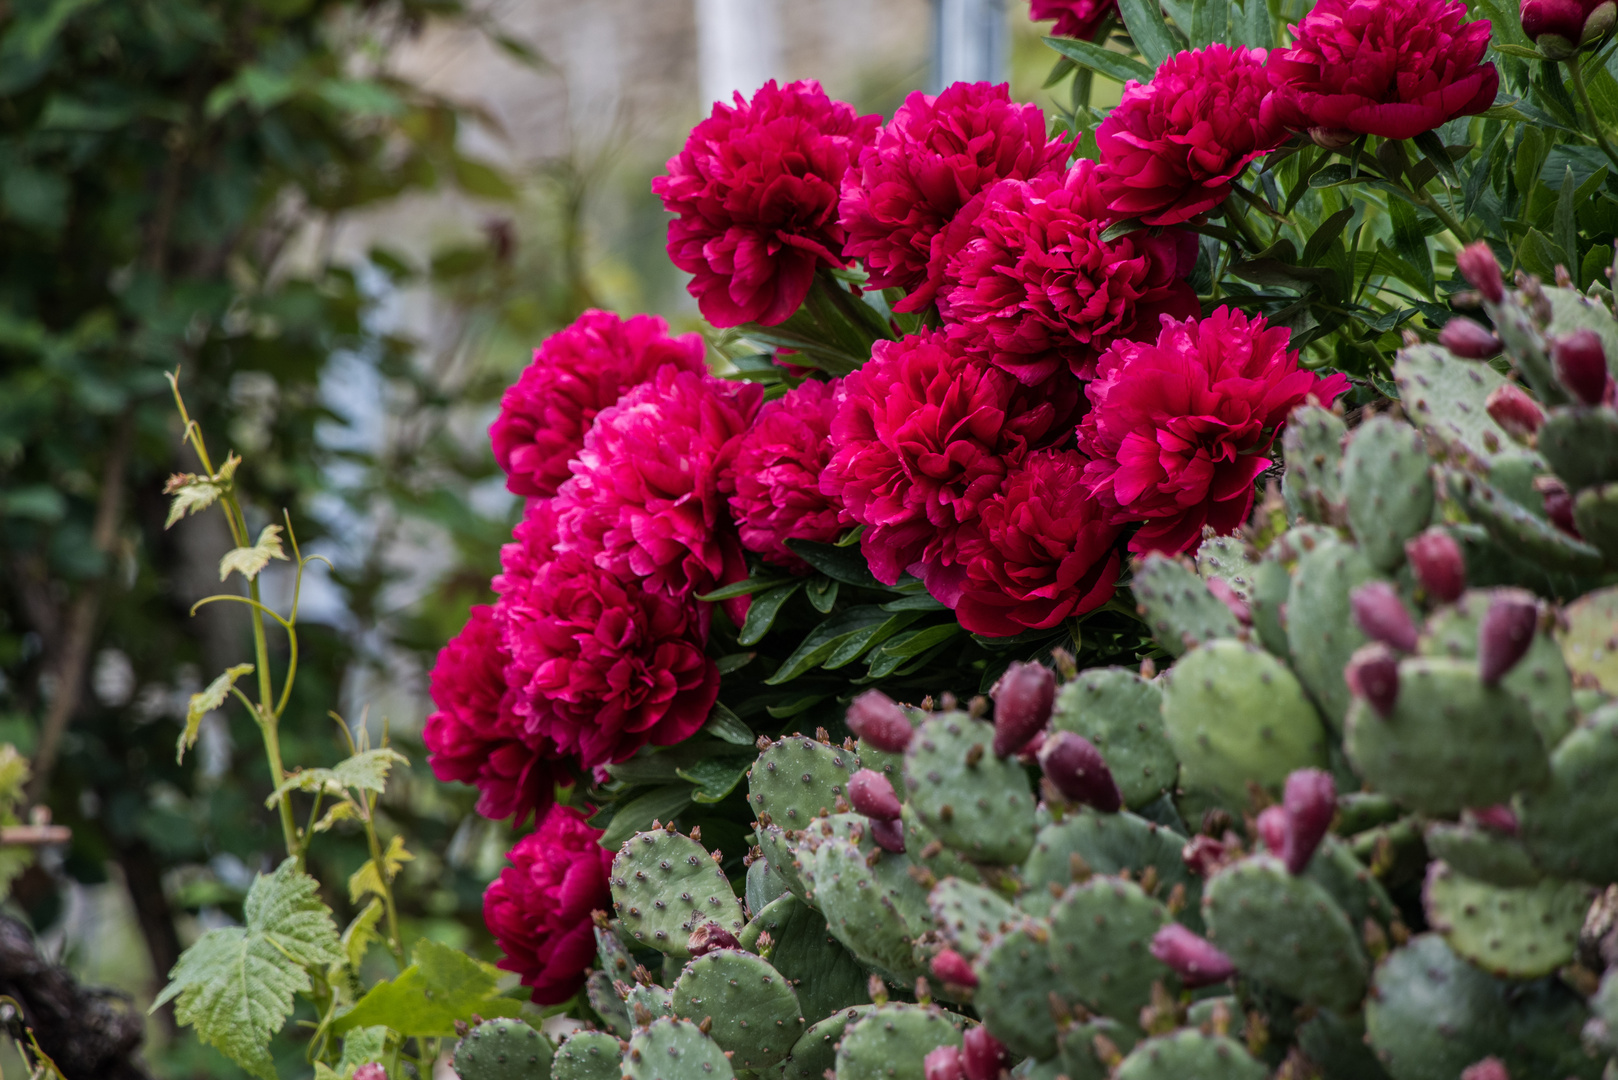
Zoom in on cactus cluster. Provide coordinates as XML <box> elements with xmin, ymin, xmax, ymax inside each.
<box><xmin>453</xmin><ymin>265</ymin><xmax>1618</xmax><ymax>1080</ymax></box>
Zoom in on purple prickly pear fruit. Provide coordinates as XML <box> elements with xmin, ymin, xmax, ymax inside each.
<box><xmin>1281</xmin><ymin>768</ymin><xmax>1337</xmax><ymax>875</ymax></box>
<box><xmin>1484</xmin><ymin>383</ymin><xmax>1545</xmax><ymax>440</ymax></box>
<box><xmin>1542</xmin><ymin>480</ymin><xmax>1581</xmax><ymax>536</ymax></box>
<box><xmin>1439</xmin><ymin>317</ymin><xmax>1503</xmax><ymax>358</ymax></box>
<box><xmin>1345</xmin><ymin>643</ymin><xmax>1400</xmax><ymax>717</ymax></box>
<box><xmin>962</xmin><ymin>1026</ymin><xmax>1012</xmax><ymax>1080</ymax></box>
<box><xmin>687</xmin><ymin>922</ymin><xmax>741</xmax><ymax>956</ymax></box>
<box><xmin>930</xmin><ymin>948</ymin><xmax>979</xmax><ymax>988</ymax></box>
<box><xmin>1460</xmin><ymin>1058</ymin><xmax>1510</xmax><ymax>1080</ymax></box>
<box><xmin>1149</xmin><ymin>924</ymin><xmax>1236</xmax><ymax>988</ymax></box>
<box><xmin>849</xmin><ymin>768</ymin><xmax>903</xmax><ymax>821</ymax></box>
<box><xmin>1181</xmin><ymin>835</ymin><xmax>1230</xmax><ymax>878</ymax></box>
<box><xmin>1457</xmin><ymin>242</ymin><xmax>1505</xmax><ymax>304</ymax></box>
<box><xmin>1037</xmin><ymin>732</ymin><xmax>1123</xmax><ymax>813</ymax></box>
<box><xmin>1350</xmin><ymin>582</ymin><xmax>1420</xmax><ymax>652</ymax></box>
<box><xmin>1467</xmin><ymin>804</ymin><xmax>1520</xmax><ymax>835</ymax></box>
<box><xmin>990</xmin><ymin>661</ymin><xmax>1055</xmax><ymax>758</ymax></box>
<box><xmin>1205</xmin><ymin>577</ymin><xmax>1252</xmax><ymax>625</ymax></box>
<box><xmin>847</xmin><ymin>690</ymin><xmax>913</xmax><ymax>752</ymax></box>
<box><xmin>870</xmin><ymin>817</ymin><xmax>906</xmax><ymax>853</ymax></box>
<box><xmin>1479</xmin><ymin>594</ymin><xmax>1539</xmax><ymax>686</ymax></box>
<box><xmin>1016</xmin><ymin>729</ymin><xmax>1046</xmax><ymax>766</ymax></box>
<box><xmin>1553</xmin><ymin>329</ymin><xmax>1612</xmax><ymax>405</ymax></box>
<box><xmin>925</xmin><ymin>1046</ymin><xmax>964</xmax><ymax>1080</ymax></box>
<box><xmin>1255</xmin><ymin>805</ymin><xmax>1288</xmax><ymax>855</ymax></box>
<box><xmin>1404</xmin><ymin>528</ymin><xmax>1466</xmax><ymax>604</ymax></box>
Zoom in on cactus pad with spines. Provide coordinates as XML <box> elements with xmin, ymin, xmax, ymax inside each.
<box><xmin>622</xmin><ymin>1018</ymin><xmax>734</xmax><ymax>1080</ymax></box>
<box><xmin>1517</xmin><ymin>701</ymin><xmax>1618</xmax><ymax>884</ymax></box>
<box><xmin>1393</xmin><ymin>343</ymin><xmax>1529</xmax><ymax>465</ymax></box>
<box><xmin>1448</xmin><ymin>469</ymin><xmax>1608</xmax><ymax>574</ymax></box>
<box><xmin>748</xmin><ymin>734</ymin><xmax>859</xmax><ymax>832</ymax></box>
<box><xmin>587</xmin><ymin>971</ymin><xmax>634</xmax><ymax>1038</ymax></box>
<box><xmin>1019</xmin><ymin>808</ymin><xmax>1201</xmax><ymax>928</ymax></box>
<box><xmin>1364</xmin><ymin>934</ymin><xmax>1508</xmax><ymax>1079</ymax></box>
<box><xmin>902</xmin><ymin>712</ymin><xmax>1035</xmax><ymax>865</ymax></box>
<box><xmin>1246</xmin><ymin>555</ymin><xmax>1294</xmax><ymax>658</ymax></box>
<box><xmin>1050</xmin><ymin>668</ymin><xmax>1176</xmax><ymax>809</ymax></box>
<box><xmin>1282</xmin><ymin>404</ymin><xmax>1347</xmax><ymax>523</ymax></box>
<box><xmin>1573</xmin><ymin>481</ymin><xmax>1618</xmax><ymax>561</ymax></box>
<box><xmin>745</xmin><ymin>854</ymin><xmax>790</xmax><ymax>917</ymax></box>
<box><xmin>453</xmin><ymin>1018</ymin><xmax>554</xmax><ymax>1080</ymax></box>
<box><xmin>1342</xmin><ymin>414</ymin><xmax>1434</xmax><ymax>570</ymax></box>
<box><xmin>670</xmin><ymin>947</ymin><xmax>803</xmax><ymax>1069</ymax></box>
<box><xmin>927</xmin><ymin>877</ymin><xmax>1018</xmax><ymax>959</ymax></box>
<box><xmin>1300</xmin><ymin>836</ymin><xmax>1399</xmax><ymax>936</ymax></box>
<box><xmin>626</xmin><ymin>982</ymin><xmax>674</xmax><ymax>1022</ymax></box>
<box><xmin>780</xmin><ymin>1006</ymin><xmax>872</xmax><ymax>1080</ymax></box>
<box><xmin>1058</xmin><ymin>1019</ymin><xmax>1139</xmax><ymax>1080</ymax></box>
<box><xmin>1130</xmin><ymin>554</ymin><xmax>1241</xmax><ymax>657</ymax></box>
<box><xmin>1113</xmin><ymin>1030</ymin><xmax>1267</xmax><ymax>1080</ymax></box>
<box><xmin>737</xmin><ymin>892</ymin><xmax>868</xmax><ymax>1023</ymax></box>
<box><xmin>834</xmin><ymin>1005</ymin><xmax>962</xmax><ymax>1080</ymax></box>
<box><xmin>1538</xmin><ymin>406</ymin><xmax>1618</xmax><ymax>491</ymax></box>
<box><xmin>1422</xmin><ymin>862</ymin><xmax>1590</xmax><ymax>978</ymax></box>
<box><xmin>803</xmin><ymin>827</ymin><xmax>930</xmax><ymax>983</ymax></box>
<box><xmin>1422</xmin><ymin>821</ymin><xmax>1541</xmax><ymax>887</ymax></box>
<box><xmin>553</xmin><ymin>1031</ymin><xmax>623</xmax><ymax>1080</ymax></box>
<box><xmin>1194</xmin><ymin>534</ymin><xmax>1259</xmax><ymax>599</ymax></box>
<box><xmin>1047</xmin><ymin>877</ymin><xmax>1171</xmax><ymax>1022</ymax></box>
<box><xmin>899</xmin><ymin>804</ymin><xmax>982</xmax><ymax>884</ymax></box>
<box><xmin>1557</xmin><ymin>586</ymin><xmax>1618</xmax><ymax>690</ymax></box>
<box><xmin>611</xmin><ymin>829</ymin><xmax>746</xmax><ymax>958</ymax></box>
<box><xmin>1285</xmin><ymin>537</ymin><xmax>1376</xmax><ymax>729</ymax></box>
<box><xmin>972</xmin><ymin>921</ymin><xmax>1064</xmax><ymax>1059</ymax></box>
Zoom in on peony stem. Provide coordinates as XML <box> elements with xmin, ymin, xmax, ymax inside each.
<box><xmin>1567</xmin><ymin>53</ymin><xmax>1618</xmax><ymax>172</ymax></box>
<box><xmin>1405</xmin><ymin>182</ymin><xmax>1473</xmax><ymax>246</ymax></box>
<box><xmin>1223</xmin><ymin>200</ymin><xmax>1266</xmax><ymax>253</ymax></box>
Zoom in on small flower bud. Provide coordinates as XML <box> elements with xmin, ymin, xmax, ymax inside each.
<box><xmin>1460</xmin><ymin>1056</ymin><xmax>1511</xmax><ymax>1080</ymax></box>
<box><xmin>1439</xmin><ymin>317</ymin><xmax>1503</xmax><ymax>359</ymax></box>
<box><xmin>687</xmin><ymin>922</ymin><xmax>741</xmax><ymax>957</ymax></box>
<box><xmin>1181</xmin><ymin>835</ymin><xmax>1229</xmax><ymax>878</ymax></box>
<box><xmin>1281</xmin><ymin>768</ymin><xmax>1337</xmax><ymax>875</ymax></box>
<box><xmin>1037</xmin><ymin>731</ymin><xmax>1123</xmax><ymax>813</ymax></box>
<box><xmin>1479</xmin><ymin>594</ymin><xmax>1539</xmax><ymax>686</ymax></box>
<box><xmin>1484</xmin><ymin>383</ymin><xmax>1545</xmax><ymax>440</ymax></box>
<box><xmin>1345</xmin><ymin>643</ymin><xmax>1401</xmax><ymax>717</ymax></box>
<box><xmin>847</xmin><ymin>690</ymin><xmax>913</xmax><ymax>752</ymax></box>
<box><xmin>1149</xmin><ymin>924</ymin><xmax>1236</xmax><ymax>987</ymax></box>
<box><xmin>1521</xmin><ymin>0</ymin><xmax>1615</xmax><ymax>59</ymax></box>
<box><xmin>1553</xmin><ymin>329</ymin><xmax>1612</xmax><ymax>405</ymax></box>
<box><xmin>1467</xmin><ymin>803</ymin><xmax>1521</xmax><ymax>836</ymax></box>
<box><xmin>930</xmin><ymin>947</ymin><xmax>979</xmax><ymax>988</ymax></box>
<box><xmin>870</xmin><ymin>817</ymin><xmax>907</xmax><ymax>853</ymax></box>
<box><xmin>1205</xmin><ymin>577</ymin><xmax>1252</xmax><ymax>625</ymax></box>
<box><xmin>925</xmin><ymin>1045</ymin><xmax>964</xmax><ymax>1080</ymax></box>
<box><xmin>848</xmin><ymin>768</ymin><xmax>903</xmax><ymax>821</ymax></box>
<box><xmin>1350</xmin><ymin>581</ymin><xmax>1420</xmax><ymax>652</ymax></box>
<box><xmin>990</xmin><ymin>661</ymin><xmax>1056</xmax><ymax>758</ymax></box>
<box><xmin>1404</xmin><ymin>528</ymin><xmax>1467</xmax><ymax>603</ymax></box>
<box><xmin>1457</xmin><ymin>242</ymin><xmax>1505</xmax><ymax>304</ymax></box>
<box><xmin>962</xmin><ymin>1026</ymin><xmax>1013</xmax><ymax>1080</ymax></box>
<box><xmin>1255</xmin><ymin>805</ymin><xmax>1288</xmax><ymax>855</ymax></box>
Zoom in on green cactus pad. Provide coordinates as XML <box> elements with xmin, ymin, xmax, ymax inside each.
<box><xmin>1574</xmin><ymin>482</ymin><xmax>1618</xmax><ymax>562</ymax></box>
<box><xmin>1248</xmin><ymin>556</ymin><xmax>1294</xmax><ymax>659</ymax></box>
<box><xmin>1196</xmin><ymin>535</ymin><xmax>1260</xmax><ymax>599</ymax></box>
<box><xmin>1544</xmin><ymin>283</ymin><xmax>1618</xmax><ymax>363</ymax></box>
<box><xmin>1423</xmin><ymin>821</ymin><xmax>1541</xmax><ymax>887</ymax></box>
<box><xmin>928</xmin><ymin>877</ymin><xmax>1019</xmax><ymax>959</ymax></box>
<box><xmin>597</xmin><ymin>923</ymin><xmax>637</xmax><ymax>982</ymax></box>
<box><xmin>1303</xmin><ymin>837</ymin><xmax>1399</xmax><ymax>936</ymax></box>
<box><xmin>1518</xmin><ymin>702</ymin><xmax>1618</xmax><ymax>884</ymax></box>
<box><xmin>587</xmin><ymin>971</ymin><xmax>634</xmax><ymax>1038</ymax></box>
<box><xmin>554</xmin><ymin>1031</ymin><xmax>623</xmax><ymax>1080</ymax></box>
<box><xmin>780</xmin><ymin>1006</ymin><xmax>871</xmax><ymax>1080</ymax></box>
<box><xmin>611</xmin><ymin>829</ymin><xmax>746</xmax><ymax>958</ymax></box>
<box><xmin>1050</xmin><ymin>668</ymin><xmax>1177</xmax><ymax>809</ymax></box>
<box><xmin>1343</xmin><ymin>656</ymin><xmax>1550</xmax><ymax>816</ymax></box>
<box><xmin>670</xmin><ymin>947</ymin><xmax>804</xmax><ymax>1069</ymax></box>
<box><xmin>1499</xmin><ymin>978</ymin><xmax>1604</xmax><ymax>1080</ymax></box>
<box><xmin>627</xmin><ymin>982</ymin><xmax>674</xmax><ymax>1024</ymax></box>
<box><xmin>1393</xmin><ymin>342</ymin><xmax>1531</xmax><ymax>465</ymax></box>
<box><xmin>1422</xmin><ymin>862</ymin><xmax>1591</xmax><ymax>978</ymax></box>
<box><xmin>1059</xmin><ymin>1019</ymin><xmax>1140</xmax><ymax>1080</ymax></box>
<box><xmin>804</xmin><ymin>828</ymin><xmax>930</xmax><ymax>983</ymax></box>
<box><xmin>749</xmin><ymin>734</ymin><xmax>859</xmax><ymax>833</ymax></box>
<box><xmin>623</xmin><ymin>1018</ymin><xmax>734</xmax><ymax>1080</ymax></box>
<box><xmin>900</xmin><ymin>805</ymin><xmax>982</xmax><ymax>884</ymax></box>
<box><xmin>1558</xmin><ymin>586</ymin><xmax>1618</xmax><ymax>691</ymax></box>
<box><xmin>756</xmin><ymin>826</ymin><xmax>806</xmax><ymax>904</ymax></box>
<box><xmin>1449</xmin><ymin>469</ymin><xmax>1608</xmax><ymax>574</ymax></box>
<box><xmin>1364</xmin><ymin>934</ymin><xmax>1508</xmax><ymax>1080</ymax></box>
<box><xmin>902</xmin><ymin>712</ymin><xmax>1036</xmax><ymax>865</ymax></box>
<box><xmin>1294</xmin><ymin>1009</ymin><xmax>1391</xmax><ymax>1080</ymax></box>
<box><xmin>1203</xmin><ymin>855</ymin><xmax>1368</xmax><ymax>1010</ymax></box>
<box><xmin>745</xmin><ymin>854</ymin><xmax>791</xmax><ymax>917</ymax></box>
<box><xmin>1131</xmin><ymin>554</ymin><xmax>1242</xmax><ymax>658</ymax></box>
<box><xmin>974</xmin><ymin>922</ymin><xmax>1065</xmax><ymax>1059</ymax></box>
<box><xmin>1113</xmin><ymin>1030</ymin><xmax>1267</xmax><ymax>1080</ymax></box>
<box><xmin>1418</xmin><ymin>589</ymin><xmax>1577</xmax><ymax>747</ymax></box>
<box><xmin>737</xmin><ymin>892</ymin><xmax>868</xmax><ymax>1024</ymax></box>
<box><xmin>454</xmin><ymin>1018</ymin><xmax>555</xmax><ymax>1080</ymax></box>
<box><xmin>1160</xmin><ymin>638</ymin><xmax>1328</xmax><ymax>805</ymax></box>
<box><xmin>1342</xmin><ymin>415</ymin><xmax>1435</xmax><ymax>571</ymax></box>
<box><xmin>1282</xmin><ymin>404</ymin><xmax>1347</xmax><ymax>523</ymax></box>
<box><xmin>1048</xmin><ymin>877</ymin><xmax>1172</xmax><ymax>1022</ymax></box>
<box><xmin>834</xmin><ymin>1005</ymin><xmax>962</xmax><ymax>1080</ymax></box>
<box><xmin>1539</xmin><ymin>406</ymin><xmax>1618</xmax><ymax>491</ymax></box>
<box><xmin>1285</xmin><ymin>538</ymin><xmax>1376</xmax><ymax>730</ymax></box>
<box><xmin>1020</xmin><ymin>808</ymin><xmax>1202</xmax><ymax>929</ymax></box>
<box><xmin>1009</xmin><ymin>1056</ymin><xmax>1064</xmax><ymax>1080</ymax></box>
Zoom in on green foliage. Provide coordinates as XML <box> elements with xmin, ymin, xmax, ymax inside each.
<box><xmin>335</xmin><ymin>939</ymin><xmax>523</xmax><ymax>1038</ymax></box>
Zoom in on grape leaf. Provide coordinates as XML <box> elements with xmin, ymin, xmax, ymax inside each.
<box><xmin>348</xmin><ymin>834</ymin><xmax>413</xmax><ymax>904</ymax></box>
<box><xmin>179</xmin><ymin>664</ymin><xmax>253</xmax><ymax>763</ymax></box>
<box><xmin>332</xmin><ymin>938</ymin><xmax>521</xmax><ymax>1037</ymax></box>
<box><xmin>219</xmin><ymin>524</ymin><xmax>289</xmax><ymax>582</ymax></box>
<box><xmin>266</xmin><ymin>747</ymin><xmax>409</xmax><ymax>807</ymax></box>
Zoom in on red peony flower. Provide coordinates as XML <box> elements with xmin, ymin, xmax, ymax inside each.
<box><xmin>936</xmin><ymin>162</ymin><xmax>1201</xmax><ymax>384</ymax></box>
<box><xmin>490</xmin><ymin>311</ymin><xmax>706</xmax><ymax>499</ymax></box>
<box><xmin>1264</xmin><ymin>0</ymin><xmax>1498</xmax><ymax>145</ymax></box>
<box><xmin>1030</xmin><ymin>0</ymin><xmax>1119</xmax><ymax>40</ymax></box>
<box><xmin>498</xmin><ymin>504</ymin><xmax>720</xmax><ymax>768</ymax></box>
<box><xmin>1096</xmin><ymin>45</ymin><xmax>1288</xmax><ymax>227</ymax></box>
<box><xmin>653</xmin><ymin>80</ymin><xmax>880</xmax><ymax>328</ymax></box>
<box><xmin>821</xmin><ymin>330</ymin><xmax>1082</xmax><ymax>593</ymax></box>
<box><xmin>1077</xmin><ymin>307</ymin><xmax>1350</xmax><ymax>555</ymax></box>
<box><xmin>838</xmin><ymin>82</ymin><xmax>1071</xmax><ymax>307</ymax></box>
<box><xmin>953</xmin><ymin>450</ymin><xmax>1123</xmax><ymax>636</ymax></box>
<box><xmin>422</xmin><ymin>605</ymin><xmax>563</xmax><ymax>826</ymax></box>
<box><xmin>555</xmin><ymin>365</ymin><xmax>762</xmax><ymax>601</ymax></box>
<box><xmin>484</xmin><ymin>803</ymin><xmax>614</xmax><ymax>1004</ymax></box>
<box><xmin>721</xmin><ymin>378</ymin><xmax>850</xmax><ymax>572</ymax></box>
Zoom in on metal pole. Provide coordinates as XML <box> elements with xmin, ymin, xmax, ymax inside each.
<box><xmin>932</xmin><ymin>0</ymin><xmax>1008</xmax><ymax>91</ymax></box>
<box><xmin>697</xmin><ymin>0</ymin><xmax>783</xmax><ymax>111</ymax></box>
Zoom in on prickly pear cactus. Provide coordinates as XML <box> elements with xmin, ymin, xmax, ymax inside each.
<box><xmin>454</xmin><ymin>1019</ymin><xmax>554</xmax><ymax>1080</ymax></box>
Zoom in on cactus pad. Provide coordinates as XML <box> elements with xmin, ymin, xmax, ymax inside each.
<box><xmin>1422</xmin><ymin>862</ymin><xmax>1591</xmax><ymax>978</ymax></box>
<box><xmin>755</xmin><ymin>826</ymin><xmax>806</xmax><ymax>904</ymax></box>
<box><xmin>902</xmin><ymin>712</ymin><xmax>1036</xmax><ymax>865</ymax></box>
<box><xmin>1113</xmin><ymin>1030</ymin><xmax>1267</xmax><ymax>1080</ymax></box>
<box><xmin>1131</xmin><ymin>554</ymin><xmax>1242</xmax><ymax>657</ymax></box>
<box><xmin>1195</xmin><ymin>534</ymin><xmax>1260</xmax><ymax>599</ymax></box>
<box><xmin>749</xmin><ymin>734</ymin><xmax>859</xmax><ymax>832</ymax></box>
<box><xmin>1364</xmin><ymin>934</ymin><xmax>1507</xmax><ymax>1080</ymax></box>
<box><xmin>1247</xmin><ymin>556</ymin><xmax>1294</xmax><ymax>659</ymax></box>
<box><xmin>900</xmin><ymin>805</ymin><xmax>982</xmax><ymax>884</ymax></box>
<box><xmin>453</xmin><ymin>1018</ymin><xmax>555</xmax><ymax>1080</ymax></box>
<box><xmin>1203</xmin><ymin>855</ymin><xmax>1368</xmax><ymax>1010</ymax></box>
<box><xmin>1285</xmin><ymin>538</ymin><xmax>1376</xmax><ymax>730</ymax></box>
<box><xmin>1574</xmin><ymin>481</ymin><xmax>1618</xmax><ymax>562</ymax></box>
<box><xmin>1557</xmin><ymin>585</ymin><xmax>1618</xmax><ymax>690</ymax></box>
<box><xmin>1538</xmin><ymin>407</ymin><xmax>1618</xmax><ymax>491</ymax></box>
<box><xmin>1050</xmin><ymin>668</ymin><xmax>1177</xmax><ymax>809</ymax></box>
<box><xmin>611</xmin><ymin>829</ymin><xmax>746</xmax><ymax>958</ymax></box>
<box><xmin>670</xmin><ymin>947</ymin><xmax>804</xmax><ymax>1069</ymax></box>
<box><xmin>1059</xmin><ymin>1019</ymin><xmax>1139</xmax><ymax>1080</ymax></box>
<box><xmin>737</xmin><ymin>892</ymin><xmax>868</xmax><ymax>1024</ymax></box>
<box><xmin>1019</xmin><ymin>808</ymin><xmax>1202</xmax><ymax>928</ymax></box>
<box><xmin>587</xmin><ymin>971</ymin><xmax>634</xmax><ymax>1037</ymax></box>
<box><xmin>1047</xmin><ymin>877</ymin><xmax>1171</xmax><ymax>1022</ymax></box>
<box><xmin>745</xmin><ymin>854</ymin><xmax>791</xmax><ymax>917</ymax></box>
<box><xmin>1302</xmin><ymin>837</ymin><xmax>1399</xmax><ymax>936</ymax></box>
<box><xmin>804</xmin><ymin>827</ymin><xmax>930</xmax><ymax>983</ymax></box>
<box><xmin>1393</xmin><ymin>342</ymin><xmax>1530</xmax><ymax>465</ymax></box>
<box><xmin>622</xmin><ymin>1018</ymin><xmax>734</xmax><ymax>1080</ymax></box>
<box><xmin>627</xmin><ymin>982</ymin><xmax>674</xmax><ymax>1023</ymax></box>
<box><xmin>973</xmin><ymin>922</ymin><xmax>1065</xmax><ymax>1059</ymax></box>
<box><xmin>834</xmin><ymin>1005</ymin><xmax>962</xmax><ymax>1080</ymax></box>
<box><xmin>1449</xmin><ymin>469</ymin><xmax>1607</xmax><ymax>574</ymax></box>
<box><xmin>780</xmin><ymin>1006</ymin><xmax>871</xmax><ymax>1080</ymax></box>
<box><xmin>1282</xmin><ymin>404</ymin><xmax>1347</xmax><ymax>523</ymax></box>
<box><xmin>928</xmin><ymin>877</ymin><xmax>1019</xmax><ymax>959</ymax></box>
<box><xmin>554</xmin><ymin>1031</ymin><xmax>623</xmax><ymax>1080</ymax></box>
<box><xmin>1423</xmin><ymin>821</ymin><xmax>1541</xmax><ymax>887</ymax></box>
<box><xmin>1517</xmin><ymin>701</ymin><xmax>1618</xmax><ymax>884</ymax></box>
<box><xmin>1343</xmin><ymin>415</ymin><xmax>1435</xmax><ymax>571</ymax></box>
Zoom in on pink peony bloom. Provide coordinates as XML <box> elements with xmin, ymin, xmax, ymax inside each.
<box><xmin>484</xmin><ymin>803</ymin><xmax>614</xmax><ymax>1004</ymax></box>
<box><xmin>423</xmin><ymin>604</ymin><xmax>563</xmax><ymax>826</ymax></box>
<box><xmin>498</xmin><ymin>504</ymin><xmax>720</xmax><ymax>768</ymax></box>
<box><xmin>821</xmin><ymin>330</ymin><xmax>1081</xmax><ymax>591</ymax></box>
<box><xmin>953</xmin><ymin>450</ymin><xmax>1123</xmax><ymax>635</ymax></box>
<box><xmin>1030</xmin><ymin>0</ymin><xmax>1119</xmax><ymax>40</ymax></box>
<box><xmin>653</xmin><ymin>80</ymin><xmax>880</xmax><ymax>328</ymax></box>
<box><xmin>1264</xmin><ymin>0</ymin><xmax>1498</xmax><ymax>144</ymax></box>
<box><xmin>721</xmin><ymin>378</ymin><xmax>849</xmax><ymax>572</ymax></box>
<box><xmin>838</xmin><ymin>82</ymin><xmax>1072</xmax><ymax>307</ymax></box>
<box><xmin>936</xmin><ymin>162</ymin><xmax>1201</xmax><ymax>383</ymax></box>
<box><xmin>1097</xmin><ymin>45</ymin><xmax>1288</xmax><ymax>227</ymax></box>
<box><xmin>490</xmin><ymin>311</ymin><xmax>706</xmax><ymax>499</ymax></box>
<box><xmin>1077</xmin><ymin>307</ymin><xmax>1350</xmax><ymax>555</ymax></box>
<box><xmin>555</xmin><ymin>365</ymin><xmax>762</xmax><ymax>601</ymax></box>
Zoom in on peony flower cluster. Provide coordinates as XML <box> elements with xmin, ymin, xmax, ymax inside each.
<box><xmin>1031</xmin><ymin>0</ymin><xmax>1119</xmax><ymax>41</ymax></box>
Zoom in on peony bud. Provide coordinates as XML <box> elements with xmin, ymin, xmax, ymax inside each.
<box><xmin>962</xmin><ymin>1026</ymin><xmax>1013</xmax><ymax>1080</ymax></box>
<box><xmin>1405</xmin><ymin>528</ymin><xmax>1467</xmax><ymax>603</ymax></box>
<box><xmin>1479</xmin><ymin>594</ymin><xmax>1539</xmax><ymax>686</ymax></box>
<box><xmin>1542</xmin><ymin>479</ymin><xmax>1582</xmax><ymax>536</ymax></box>
<box><xmin>848</xmin><ymin>768</ymin><xmax>903</xmax><ymax>821</ymax></box>
<box><xmin>1345</xmin><ymin>643</ymin><xmax>1401</xmax><ymax>717</ymax></box>
<box><xmin>1553</xmin><ymin>329</ymin><xmax>1612</xmax><ymax>405</ymax></box>
<box><xmin>1255</xmin><ymin>805</ymin><xmax>1289</xmax><ymax>855</ymax></box>
<box><xmin>1150</xmin><ymin>924</ymin><xmax>1236</xmax><ymax>987</ymax></box>
<box><xmin>990</xmin><ymin>661</ymin><xmax>1056</xmax><ymax>758</ymax></box>
<box><xmin>1485</xmin><ymin>383</ymin><xmax>1545</xmax><ymax>440</ymax></box>
<box><xmin>930</xmin><ymin>947</ymin><xmax>979</xmax><ymax>988</ymax></box>
<box><xmin>1205</xmin><ymin>577</ymin><xmax>1252</xmax><ymax>625</ymax></box>
<box><xmin>1350</xmin><ymin>582</ymin><xmax>1421</xmax><ymax>653</ymax></box>
<box><xmin>1467</xmin><ymin>803</ymin><xmax>1521</xmax><ymax>835</ymax></box>
<box><xmin>1181</xmin><ymin>835</ymin><xmax>1229</xmax><ymax>877</ymax></box>
<box><xmin>687</xmin><ymin>922</ymin><xmax>741</xmax><ymax>956</ymax></box>
<box><xmin>925</xmin><ymin>1045</ymin><xmax>965</xmax><ymax>1080</ymax></box>
<box><xmin>1439</xmin><ymin>317</ymin><xmax>1503</xmax><ymax>359</ymax></box>
<box><xmin>1457</xmin><ymin>242</ymin><xmax>1505</xmax><ymax>304</ymax></box>
<box><xmin>1038</xmin><ymin>731</ymin><xmax>1124</xmax><ymax>813</ymax></box>
<box><xmin>871</xmin><ymin>817</ymin><xmax>907</xmax><ymax>853</ymax></box>
<box><xmin>1459</xmin><ymin>1056</ymin><xmax>1511</xmax><ymax>1080</ymax></box>
<box><xmin>1281</xmin><ymin>768</ymin><xmax>1337</xmax><ymax>875</ymax></box>
<box><xmin>1521</xmin><ymin>0</ymin><xmax>1615</xmax><ymax>58</ymax></box>
<box><xmin>847</xmin><ymin>690</ymin><xmax>914</xmax><ymax>752</ymax></box>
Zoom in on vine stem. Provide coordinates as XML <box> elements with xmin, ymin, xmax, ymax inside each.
<box><xmin>1568</xmin><ymin>52</ymin><xmax>1618</xmax><ymax>172</ymax></box>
